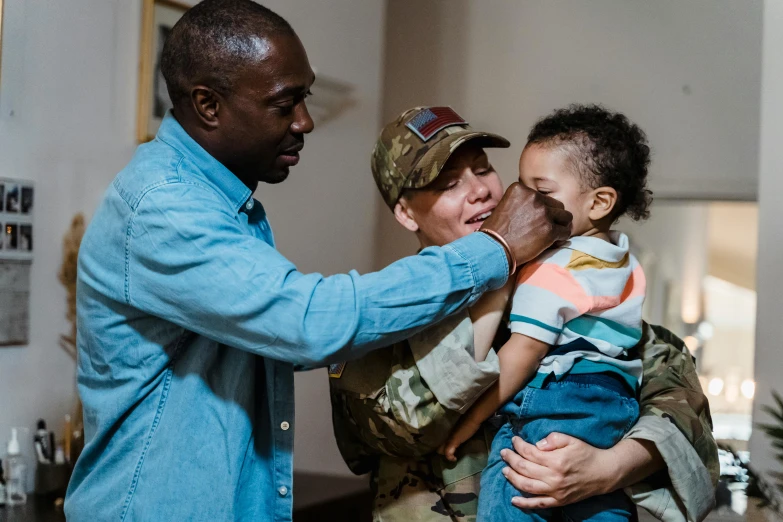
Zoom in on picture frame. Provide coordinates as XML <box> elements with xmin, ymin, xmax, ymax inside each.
<box><xmin>136</xmin><ymin>0</ymin><xmax>190</xmax><ymax>143</ymax></box>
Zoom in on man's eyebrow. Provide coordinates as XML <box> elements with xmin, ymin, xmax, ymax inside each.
<box><xmin>269</xmin><ymin>74</ymin><xmax>316</xmax><ymax>100</ymax></box>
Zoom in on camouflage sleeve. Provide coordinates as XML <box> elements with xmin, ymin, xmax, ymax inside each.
<box><xmin>623</xmin><ymin>323</ymin><xmax>719</xmax><ymax>522</ymax></box>
<box><xmin>407</xmin><ymin>313</ymin><xmax>500</xmax><ymax>413</ymax></box>
<box><xmin>329</xmin><ymin>311</ymin><xmax>499</xmax><ymax>475</ymax></box>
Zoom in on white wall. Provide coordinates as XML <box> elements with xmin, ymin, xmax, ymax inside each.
<box><xmin>0</xmin><ymin>0</ymin><xmax>142</xmax><ymax>482</ymax></box>
<box><xmin>0</xmin><ymin>0</ymin><xmax>386</xmax><ymax>481</ymax></box>
<box><xmin>750</xmin><ymin>0</ymin><xmax>783</xmax><ymax>490</ymax></box>
<box><xmin>376</xmin><ymin>0</ymin><xmax>762</xmax><ymax>268</ymax></box>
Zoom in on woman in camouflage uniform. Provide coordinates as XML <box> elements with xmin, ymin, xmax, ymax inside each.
<box><xmin>329</xmin><ymin>107</ymin><xmax>717</xmax><ymax>522</ymax></box>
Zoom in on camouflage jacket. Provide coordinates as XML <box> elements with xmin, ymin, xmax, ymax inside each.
<box><xmin>329</xmin><ymin>312</ymin><xmax>718</xmax><ymax>522</ymax></box>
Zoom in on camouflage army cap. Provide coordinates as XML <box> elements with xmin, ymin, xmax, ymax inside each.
<box><xmin>371</xmin><ymin>107</ymin><xmax>510</xmax><ymax>209</ymax></box>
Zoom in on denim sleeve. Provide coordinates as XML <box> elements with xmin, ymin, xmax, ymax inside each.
<box><xmin>125</xmin><ymin>182</ymin><xmax>508</xmax><ymax>367</ymax></box>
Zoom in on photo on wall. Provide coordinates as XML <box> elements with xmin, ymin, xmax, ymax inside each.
<box><xmin>21</xmin><ymin>187</ymin><xmax>33</xmax><ymax>214</ymax></box>
<box><xmin>19</xmin><ymin>225</ymin><xmax>31</xmax><ymax>252</ymax></box>
<box><xmin>5</xmin><ymin>184</ymin><xmax>18</xmax><ymax>213</ymax></box>
<box><xmin>4</xmin><ymin>223</ymin><xmax>17</xmax><ymax>250</ymax></box>
<box><xmin>137</xmin><ymin>0</ymin><xmax>190</xmax><ymax>142</ymax></box>
<box><xmin>0</xmin><ymin>178</ymin><xmax>34</xmax><ymax>261</ymax></box>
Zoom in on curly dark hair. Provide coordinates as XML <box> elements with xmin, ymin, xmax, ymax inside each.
<box><xmin>527</xmin><ymin>104</ymin><xmax>653</xmax><ymax>221</ymax></box>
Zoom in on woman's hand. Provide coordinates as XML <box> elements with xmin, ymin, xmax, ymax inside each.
<box><xmin>499</xmin><ymin>433</ymin><xmax>619</xmax><ymax>509</ymax></box>
<box><xmin>499</xmin><ymin>432</ymin><xmax>664</xmax><ymax>510</ymax></box>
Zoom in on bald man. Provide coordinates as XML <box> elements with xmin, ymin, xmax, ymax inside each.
<box><xmin>64</xmin><ymin>1</ymin><xmax>570</xmax><ymax>520</ymax></box>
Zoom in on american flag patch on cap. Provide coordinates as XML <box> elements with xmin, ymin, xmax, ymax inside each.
<box><xmin>405</xmin><ymin>107</ymin><xmax>467</xmax><ymax>142</ymax></box>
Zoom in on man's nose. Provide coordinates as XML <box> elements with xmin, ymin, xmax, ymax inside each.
<box><xmin>292</xmin><ymin>102</ymin><xmax>315</xmax><ymax>134</ymax></box>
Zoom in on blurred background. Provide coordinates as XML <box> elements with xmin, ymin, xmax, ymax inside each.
<box><xmin>0</xmin><ymin>0</ymin><xmax>781</xmax><ymax>521</ymax></box>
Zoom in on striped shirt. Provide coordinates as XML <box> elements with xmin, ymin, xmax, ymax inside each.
<box><xmin>509</xmin><ymin>231</ymin><xmax>646</xmax><ymax>392</ymax></box>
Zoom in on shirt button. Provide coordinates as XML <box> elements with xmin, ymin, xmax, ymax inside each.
<box><xmin>278</xmin><ymin>486</ymin><xmax>288</xmax><ymax>497</ymax></box>
<box><xmin>280</xmin><ymin>421</ymin><xmax>290</xmax><ymax>431</ymax></box>
<box><xmin>245</xmin><ymin>200</ymin><xmax>254</xmax><ymax>210</ymax></box>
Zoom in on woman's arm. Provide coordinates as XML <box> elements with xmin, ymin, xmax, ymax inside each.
<box><xmin>330</xmin><ymin>310</ymin><xmax>501</xmax><ymax>472</ymax></box>
<box><xmin>498</xmin><ymin>434</ymin><xmax>664</xmax><ymax>509</ymax></box>
<box><xmin>469</xmin><ymin>278</ymin><xmax>515</xmax><ymax>362</ymax></box>
<box><xmin>496</xmin><ymin>323</ymin><xmax>718</xmax><ymax>522</ymax></box>
<box><xmin>440</xmin><ymin>333</ymin><xmax>549</xmax><ymax>461</ymax></box>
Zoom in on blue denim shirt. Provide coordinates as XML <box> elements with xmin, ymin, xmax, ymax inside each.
<box><xmin>64</xmin><ymin>113</ymin><xmax>508</xmax><ymax>521</ymax></box>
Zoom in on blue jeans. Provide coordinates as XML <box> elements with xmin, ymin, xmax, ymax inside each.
<box><xmin>477</xmin><ymin>374</ymin><xmax>639</xmax><ymax>522</ymax></box>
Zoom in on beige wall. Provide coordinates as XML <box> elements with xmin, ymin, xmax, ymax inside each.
<box><xmin>376</xmin><ymin>0</ymin><xmax>762</xmax><ymax>269</ymax></box>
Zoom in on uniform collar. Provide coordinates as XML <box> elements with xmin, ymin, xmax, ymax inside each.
<box><xmin>156</xmin><ymin>111</ymin><xmax>254</xmax><ymax>213</ymax></box>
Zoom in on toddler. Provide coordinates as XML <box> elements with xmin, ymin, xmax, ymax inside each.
<box><xmin>441</xmin><ymin>104</ymin><xmax>653</xmax><ymax>522</ymax></box>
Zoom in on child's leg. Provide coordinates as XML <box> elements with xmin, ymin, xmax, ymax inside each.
<box><xmin>560</xmin><ymin>490</ymin><xmax>636</xmax><ymax>522</ymax></box>
<box><xmin>505</xmin><ymin>375</ymin><xmax>640</xmax><ymax>522</ymax></box>
<box><xmin>478</xmin><ymin>422</ymin><xmax>554</xmax><ymax>522</ymax></box>
<box><xmin>515</xmin><ymin>375</ymin><xmax>639</xmax><ymax>451</ymax></box>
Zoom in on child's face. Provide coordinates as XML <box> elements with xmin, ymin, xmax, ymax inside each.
<box><xmin>518</xmin><ymin>143</ymin><xmax>613</xmax><ymax>236</ymax></box>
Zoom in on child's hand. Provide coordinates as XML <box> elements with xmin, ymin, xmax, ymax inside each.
<box><xmin>438</xmin><ymin>419</ymin><xmax>482</xmax><ymax>462</ymax></box>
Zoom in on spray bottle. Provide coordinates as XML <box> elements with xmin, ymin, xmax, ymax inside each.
<box><xmin>5</xmin><ymin>428</ymin><xmax>27</xmax><ymax>506</ymax></box>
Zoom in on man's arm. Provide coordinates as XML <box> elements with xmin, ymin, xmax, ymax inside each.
<box><xmin>124</xmin><ymin>183</ymin><xmax>507</xmax><ymax>367</ymax></box>
<box><xmin>121</xmin><ymin>182</ymin><xmax>569</xmax><ymax>368</ymax></box>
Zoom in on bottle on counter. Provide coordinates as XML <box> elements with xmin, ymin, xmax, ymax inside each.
<box><xmin>5</xmin><ymin>428</ymin><xmax>27</xmax><ymax>506</ymax></box>
<box><xmin>34</xmin><ymin>419</ymin><xmax>51</xmax><ymax>464</ymax></box>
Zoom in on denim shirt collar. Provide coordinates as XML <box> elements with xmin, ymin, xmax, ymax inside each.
<box><xmin>156</xmin><ymin>111</ymin><xmax>254</xmax><ymax>213</ymax></box>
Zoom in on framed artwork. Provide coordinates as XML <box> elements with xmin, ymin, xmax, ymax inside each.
<box><xmin>137</xmin><ymin>0</ymin><xmax>190</xmax><ymax>143</ymax></box>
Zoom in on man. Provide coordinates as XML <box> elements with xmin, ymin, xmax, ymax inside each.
<box><xmin>64</xmin><ymin>1</ymin><xmax>571</xmax><ymax>520</ymax></box>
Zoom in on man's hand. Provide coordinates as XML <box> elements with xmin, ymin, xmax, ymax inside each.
<box><xmin>481</xmin><ymin>183</ymin><xmax>572</xmax><ymax>266</ymax></box>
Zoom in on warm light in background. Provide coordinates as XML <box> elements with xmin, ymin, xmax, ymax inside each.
<box><xmin>683</xmin><ymin>335</ymin><xmax>700</xmax><ymax>352</ymax></box>
<box><xmin>725</xmin><ymin>383</ymin><xmax>739</xmax><ymax>403</ymax></box>
<box><xmin>741</xmin><ymin>379</ymin><xmax>756</xmax><ymax>399</ymax></box>
<box><xmin>708</xmin><ymin>377</ymin><xmax>724</xmax><ymax>396</ymax></box>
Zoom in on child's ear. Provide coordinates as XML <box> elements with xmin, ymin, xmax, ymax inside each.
<box><xmin>394</xmin><ymin>197</ymin><xmax>420</xmax><ymax>233</ymax></box>
<box><xmin>588</xmin><ymin>187</ymin><xmax>618</xmax><ymax>221</ymax></box>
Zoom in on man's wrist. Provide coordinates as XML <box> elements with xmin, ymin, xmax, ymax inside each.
<box><xmin>479</xmin><ymin>229</ymin><xmax>517</xmax><ymax>275</ymax></box>
<box><xmin>444</xmin><ymin>233</ymin><xmax>510</xmax><ymax>296</ymax></box>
